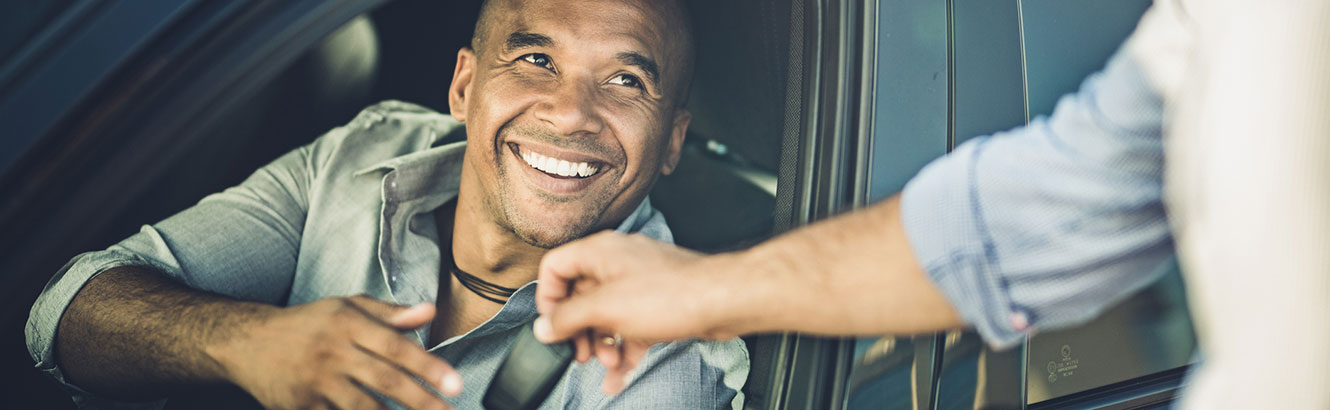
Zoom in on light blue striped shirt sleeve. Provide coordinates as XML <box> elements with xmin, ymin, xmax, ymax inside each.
<box><xmin>900</xmin><ymin>48</ymin><xmax>1175</xmax><ymax>349</ymax></box>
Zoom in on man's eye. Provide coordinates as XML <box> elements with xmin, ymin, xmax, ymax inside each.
<box><xmin>609</xmin><ymin>74</ymin><xmax>643</xmax><ymax>89</ymax></box>
<box><xmin>522</xmin><ymin>53</ymin><xmax>553</xmax><ymax>69</ymax></box>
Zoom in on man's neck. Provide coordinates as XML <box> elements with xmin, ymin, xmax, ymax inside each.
<box><xmin>448</xmin><ymin>191</ymin><xmax>546</xmax><ymax>289</ymax></box>
<box><xmin>428</xmin><ymin>184</ymin><xmax>549</xmax><ymax>344</ymax></box>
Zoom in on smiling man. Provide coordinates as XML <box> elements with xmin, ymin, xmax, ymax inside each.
<box><xmin>26</xmin><ymin>0</ymin><xmax>748</xmax><ymax>409</ymax></box>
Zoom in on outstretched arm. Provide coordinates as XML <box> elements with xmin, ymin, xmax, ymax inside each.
<box><xmin>537</xmin><ymin>28</ymin><xmax>1178</xmax><ymax>390</ymax></box>
<box><xmin>534</xmin><ymin>195</ymin><xmax>961</xmax><ymax>349</ymax></box>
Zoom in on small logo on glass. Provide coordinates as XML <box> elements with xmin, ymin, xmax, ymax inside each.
<box><xmin>1047</xmin><ymin>344</ymin><xmax>1079</xmax><ymax>383</ymax></box>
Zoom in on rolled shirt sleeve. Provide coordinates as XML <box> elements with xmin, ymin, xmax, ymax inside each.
<box><xmin>25</xmin><ymin>130</ymin><xmax>329</xmax><ymax>402</ymax></box>
<box><xmin>900</xmin><ymin>47</ymin><xmax>1175</xmax><ymax>349</ymax></box>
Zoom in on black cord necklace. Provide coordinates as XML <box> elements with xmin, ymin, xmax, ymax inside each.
<box><xmin>449</xmin><ymin>258</ymin><xmax>516</xmax><ymax>304</ymax></box>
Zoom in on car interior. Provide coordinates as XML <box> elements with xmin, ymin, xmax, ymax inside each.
<box><xmin>5</xmin><ymin>0</ymin><xmax>798</xmax><ymax>408</ymax></box>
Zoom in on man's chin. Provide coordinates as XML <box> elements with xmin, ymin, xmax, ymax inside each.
<box><xmin>510</xmin><ymin>225</ymin><xmax>588</xmax><ymax>249</ymax></box>
<box><xmin>498</xmin><ymin>190</ymin><xmax>616</xmax><ymax>248</ymax></box>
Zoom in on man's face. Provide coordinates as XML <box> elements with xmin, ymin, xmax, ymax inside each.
<box><xmin>449</xmin><ymin>0</ymin><xmax>690</xmax><ymax>248</ymax></box>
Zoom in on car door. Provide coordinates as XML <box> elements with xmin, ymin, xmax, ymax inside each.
<box><xmin>835</xmin><ymin>0</ymin><xmax>1197</xmax><ymax>409</ymax></box>
<box><xmin>1</xmin><ymin>1</ymin><xmax>389</xmax><ymax>407</ymax></box>
<box><xmin>3</xmin><ymin>0</ymin><xmax>796</xmax><ymax>408</ymax></box>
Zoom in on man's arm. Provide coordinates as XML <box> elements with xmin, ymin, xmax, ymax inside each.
<box><xmin>55</xmin><ymin>266</ymin><xmax>266</xmax><ymax>397</ymax></box>
<box><xmin>56</xmin><ymin>266</ymin><xmax>460</xmax><ymax>410</ymax></box>
<box><xmin>29</xmin><ymin>114</ymin><xmax>463</xmax><ymax>409</ymax></box>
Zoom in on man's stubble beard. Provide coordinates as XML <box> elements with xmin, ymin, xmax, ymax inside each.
<box><xmin>490</xmin><ymin>160</ymin><xmax>617</xmax><ymax>249</ymax></box>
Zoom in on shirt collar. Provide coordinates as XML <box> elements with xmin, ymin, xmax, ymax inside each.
<box><xmin>353</xmin><ymin>141</ymin><xmax>467</xmax><ymax>207</ymax></box>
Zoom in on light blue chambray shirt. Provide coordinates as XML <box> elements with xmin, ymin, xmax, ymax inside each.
<box><xmin>27</xmin><ymin>100</ymin><xmax>748</xmax><ymax>409</ymax></box>
<box><xmin>901</xmin><ymin>47</ymin><xmax>1175</xmax><ymax>350</ymax></box>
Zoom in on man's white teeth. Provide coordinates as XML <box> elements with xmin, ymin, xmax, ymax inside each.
<box><xmin>521</xmin><ymin>149</ymin><xmax>600</xmax><ymax>177</ymax></box>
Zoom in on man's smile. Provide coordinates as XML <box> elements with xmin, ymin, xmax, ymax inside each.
<box><xmin>507</xmin><ymin>142</ymin><xmax>614</xmax><ymax>195</ymax></box>
<box><xmin>518</xmin><ymin>145</ymin><xmax>602</xmax><ymax>178</ymax></box>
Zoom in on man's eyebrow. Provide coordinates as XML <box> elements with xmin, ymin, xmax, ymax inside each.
<box><xmin>616</xmin><ymin>51</ymin><xmax>659</xmax><ymax>85</ymax></box>
<box><xmin>503</xmin><ymin>31</ymin><xmax>554</xmax><ymax>53</ymax></box>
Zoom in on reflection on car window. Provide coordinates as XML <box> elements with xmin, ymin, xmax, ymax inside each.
<box><xmin>1026</xmin><ymin>264</ymin><xmax>1197</xmax><ymax>404</ymax></box>
<box><xmin>0</xmin><ymin>0</ymin><xmax>76</xmax><ymax>63</ymax></box>
<box><xmin>845</xmin><ymin>336</ymin><xmax>916</xmax><ymax>410</ymax></box>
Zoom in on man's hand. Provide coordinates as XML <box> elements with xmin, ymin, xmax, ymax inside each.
<box><xmin>533</xmin><ymin>232</ymin><xmax>745</xmax><ymax>393</ymax></box>
<box><xmin>212</xmin><ymin>295</ymin><xmax>462</xmax><ymax>410</ymax></box>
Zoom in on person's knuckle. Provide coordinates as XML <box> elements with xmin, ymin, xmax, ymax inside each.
<box><xmin>309</xmin><ymin>340</ymin><xmax>341</xmax><ymax>364</ymax></box>
<box><xmin>382</xmin><ymin>336</ymin><xmax>408</xmax><ymax>359</ymax></box>
<box><xmin>373</xmin><ymin>366</ymin><xmax>404</xmax><ymax>390</ymax></box>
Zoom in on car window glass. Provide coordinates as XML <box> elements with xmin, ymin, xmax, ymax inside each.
<box><xmin>1021</xmin><ymin>1</ymin><xmax>1195</xmax><ymax>405</ymax></box>
<box><xmin>846</xmin><ymin>1</ymin><xmax>1190</xmax><ymax>409</ymax></box>
<box><xmin>845</xmin><ymin>0</ymin><xmax>949</xmax><ymax>408</ymax></box>
<box><xmin>0</xmin><ymin>0</ymin><xmax>75</xmax><ymax>63</ymax></box>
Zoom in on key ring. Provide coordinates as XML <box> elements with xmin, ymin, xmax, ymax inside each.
<box><xmin>599</xmin><ymin>333</ymin><xmax>623</xmax><ymax>348</ymax></box>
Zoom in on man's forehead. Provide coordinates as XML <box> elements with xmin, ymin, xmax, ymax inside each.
<box><xmin>485</xmin><ymin>0</ymin><xmax>675</xmax><ymax>57</ymax></box>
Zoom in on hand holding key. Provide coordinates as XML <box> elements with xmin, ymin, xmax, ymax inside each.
<box><xmin>533</xmin><ymin>232</ymin><xmax>750</xmax><ymax>394</ymax></box>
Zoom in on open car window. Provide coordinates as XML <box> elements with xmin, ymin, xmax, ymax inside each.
<box><xmin>4</xmin><ymin>0</ymin><xmax>800</xmax><ymax>408</ymax></box>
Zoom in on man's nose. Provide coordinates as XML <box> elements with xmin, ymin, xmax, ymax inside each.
<box><xmin>533</xmin><ymin>79</ymin><xmax>604</xmax><ymax>137</ymax></box>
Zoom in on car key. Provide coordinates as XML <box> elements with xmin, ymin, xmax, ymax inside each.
<box><xmin>483</xmin><ymin>320</ymin><xmax>574</xmax><ymax>410</ymax></box>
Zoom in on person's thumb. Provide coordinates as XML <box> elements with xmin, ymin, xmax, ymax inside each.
<box><xmin>534</xmin><ymin>293</ymin><xmax>604</xmax><ymax>344</ymax></box>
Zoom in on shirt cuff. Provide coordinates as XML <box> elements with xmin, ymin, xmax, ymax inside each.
<box><xmin>900</xmin><ymin>140</ymin><xmax>1030</xmax><ymax>350</ymax></box>
<box><xmin>26</xmin><ymin>248</ymin><xmax>169</xmax><ymax>409</ymax></box>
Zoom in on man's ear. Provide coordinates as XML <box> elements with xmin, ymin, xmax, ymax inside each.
<box><xmin>448</xmin><ymin>48</ymin><xmax>477</xmax><ymax>121</ymax></box>
<box><xmin>660</xmin><ymin>109</ymin><xmax>691</xmax><ymax>175</ymax></box>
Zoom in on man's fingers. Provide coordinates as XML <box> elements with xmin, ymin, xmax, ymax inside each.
<box><xmin>352</xmin><ymin>325</ymin><xmax>462</xmax><ymax>397</ymax></box>
<box><xmin>599</xmin><ymin>341</ymin><xmax>650</xmax><ymax>395</ymax></box>
<box><xmin>620</xmin><ymin>341</ymin><xmax>648</xmax><ymax>374</ymax></box>
<box><xmin>345</xmin><ymin>348</ymin><xmax>452</xmax><ymax>410</ymax></box>
<box><xmin>388</xmin><ymin>304</ymin><xmax>436</xmax><ymax>328</ymax></box>
<box><xmin>535</xmin><ymin>231</ymin><xmax>629</xmax><ymax>314</ymax></box>
<box><xmin>534</xmin><ymin>288</ymin><xmax>608</xmax><ymax>343</ymax></box>
<box><xmin>573</xmin><ymin>331</ymin><xmax>593</xmax><ymax>364</ymax></box>
<box><xmin>592</xmin><ymin>333</ymin><xmax>622</xmax><ymax>370</ymax></box>
<box><xmin>601</xmin><ymin>371</ymin><xmax>627</xmax><ymax>396</ymax></box>
<box><xmin>322</xmin><ymin>377</ymin><xmax>391</xmax><ymax>410</ymax></box>
<box><xmin>535</xmin><ymin>244</ymin><xmax>590</xmax><ymax>315</ymax></box>
<box><xmin>343</xmin><ymin>295</ymin><xmax>435</xmax><ymax>329</ymax></box>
